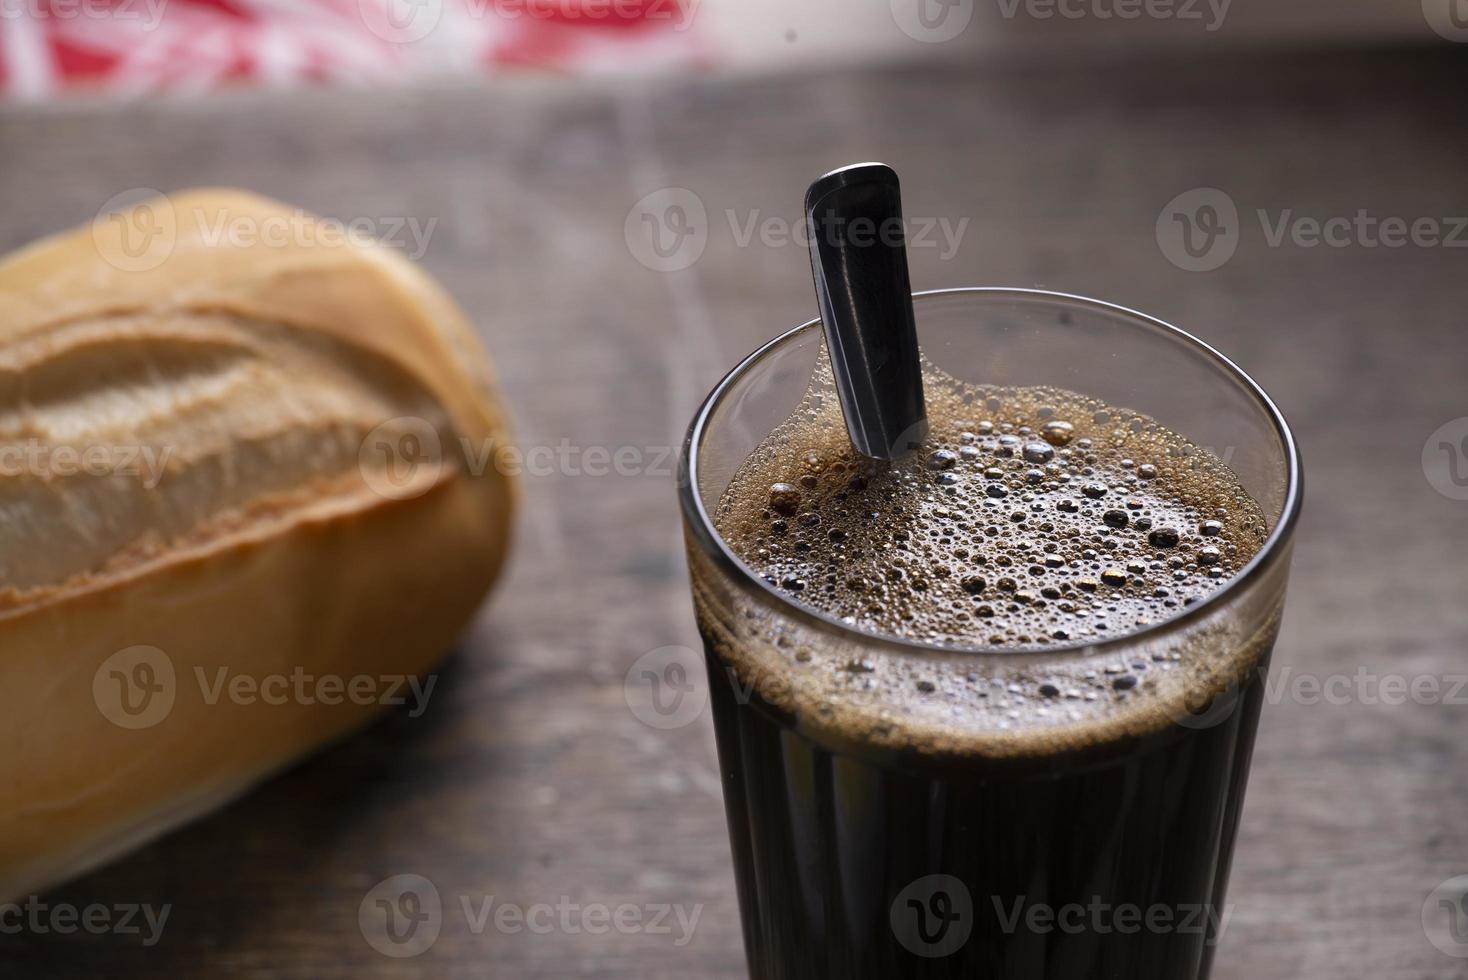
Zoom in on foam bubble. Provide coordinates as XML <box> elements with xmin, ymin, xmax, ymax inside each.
<box><xmin>692</xmin><ymin>355</ymin><xmax>1279</xmax><ymax>758</ymax></box>
<box><xmin>714</xmin><ymin>364</ymin><xmax>1266</xmax><ymax>649</ymax></box>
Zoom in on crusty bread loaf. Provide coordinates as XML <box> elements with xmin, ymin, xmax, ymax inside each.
<box><xmin>0</xmin><ymin>190</ymin><xmax>515</xmax><ymax>898</ymax></box>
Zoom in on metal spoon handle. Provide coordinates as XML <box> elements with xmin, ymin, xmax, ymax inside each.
<box><xmin>805</xmin><ymin>162</ymin><xmax>928</xmax><ymax>461</ymax></box>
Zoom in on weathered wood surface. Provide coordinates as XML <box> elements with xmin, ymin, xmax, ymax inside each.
<box><xmin>0</xmin><ymin>45</ymin><xmax>1466</xmax><ymax>978</ymax></box>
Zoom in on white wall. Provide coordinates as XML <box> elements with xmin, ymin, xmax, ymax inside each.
<box><xmin>696</xmin><ymin>0</ymin><xmax>1448</xmax><ymax>72</ymax></box>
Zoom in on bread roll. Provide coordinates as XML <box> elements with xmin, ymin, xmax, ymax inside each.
<box><xmin>0</xmin><ymin>190</ymin><xmax>515</xmax><ymax>898</ymax></box>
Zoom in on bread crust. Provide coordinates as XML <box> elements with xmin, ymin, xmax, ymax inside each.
<box><xmin>0</xmin><ymin>190</ymin><xmax>516</xmax><ymax>897</ymax></box>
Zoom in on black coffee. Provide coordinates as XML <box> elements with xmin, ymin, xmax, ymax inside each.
<box><xmin>691</xmin><ymin>363</ymin><xmax>1278</xmax><ymax>979</ymax></box>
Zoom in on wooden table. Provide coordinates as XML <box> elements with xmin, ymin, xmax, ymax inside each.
<box><xmin>2</xmin><ymin>45</ymin><xmax>1466</xmax><ymax>978</ymax></box>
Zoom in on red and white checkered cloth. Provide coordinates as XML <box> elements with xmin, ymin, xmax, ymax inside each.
<box><xmin>0</xmin><ymin>0</ymin><xmax>706</xmax><ymax>99</ymax></box>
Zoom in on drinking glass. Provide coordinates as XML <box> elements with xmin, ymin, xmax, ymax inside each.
<box><xmin>678</xmin><ymin>288</ymin><xmax>1302</xmax><ymax>980</ymax></box>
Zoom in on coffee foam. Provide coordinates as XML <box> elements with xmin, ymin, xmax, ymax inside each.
<box><xmin>691</xmin><ymin>355</ymin><xmax>1283</xmax><ymax>759</ymax></box>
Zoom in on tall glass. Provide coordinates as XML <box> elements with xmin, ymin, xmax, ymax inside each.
<box><xmin>678</xmin><ymin>289</ymin><xmax>1301</xmax><ymax>979</ymax></box>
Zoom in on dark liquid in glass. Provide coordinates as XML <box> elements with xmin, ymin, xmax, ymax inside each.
<box><xmin>696</xmin><ymin>376</ymin><xmax>1278</xmax><ymax>979</ymax></box>
<box><xmin>701</xmin><ymin>638</ymin><xmax>1269</xmax><ymax>979</ymax></box>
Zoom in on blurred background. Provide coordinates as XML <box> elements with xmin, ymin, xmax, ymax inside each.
<box><xmin>2</xmin><ymin>1</ymin><xmax>1467</xmax><ymax>977</ymax></box>
<box><xmin>0</xmin><ymin>0</ymin><xmax>1448</xmax><ymax>97</ymax></box>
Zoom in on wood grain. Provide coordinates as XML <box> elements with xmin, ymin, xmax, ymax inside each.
<box><xmin>0</xmin><ymin>45</ymin><xmax>1466</xmax><ymax>978</ymax></box>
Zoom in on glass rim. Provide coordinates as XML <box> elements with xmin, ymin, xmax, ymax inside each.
<box><xmin>678</xmin><ymin>287</ymin><xmax>1304</xmax><ymax>660</ymax></box>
